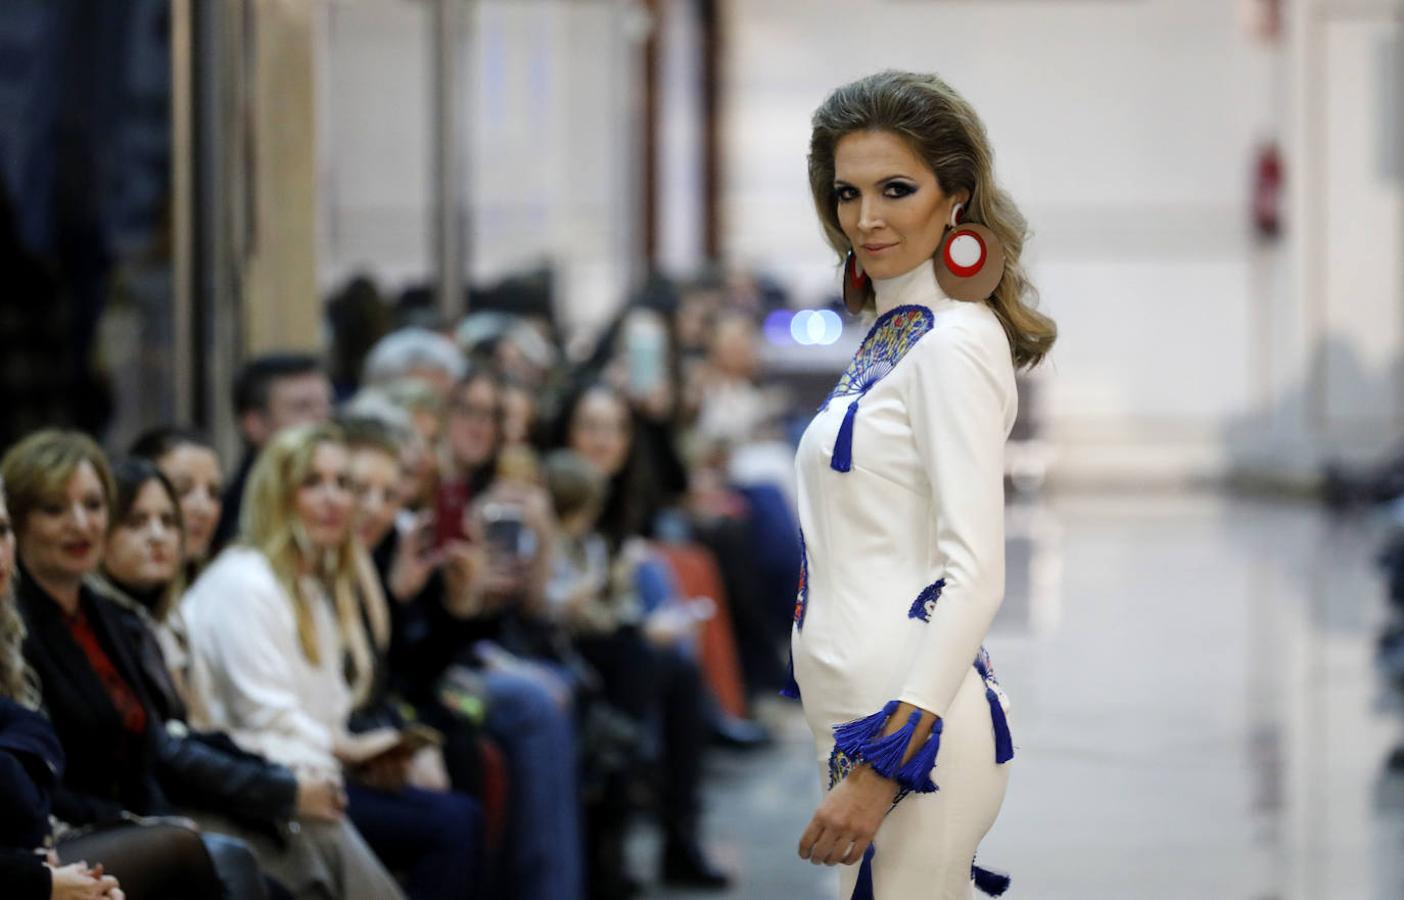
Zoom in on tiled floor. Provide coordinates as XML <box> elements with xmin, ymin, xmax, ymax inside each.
<box><xmin>642</xmin><ymin>491</ymin><xmax>1404</xmax><ymax>899</ymax></box>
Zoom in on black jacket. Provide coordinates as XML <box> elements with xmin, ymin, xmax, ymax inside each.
<box><xmin>0</xmin><ymin>699</ymin><xmax>65</xmax><ymax>900</ymax></box>
<box><xmin>18</xmin><ymin>573</ymin><xmax>297</xmax><ymax>830</ymax></box>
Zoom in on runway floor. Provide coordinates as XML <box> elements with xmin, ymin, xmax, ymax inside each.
<box><xmin>633</xmin><ymin>490</ymin><xmax>1404</xmax><ymax>900</ymax></box>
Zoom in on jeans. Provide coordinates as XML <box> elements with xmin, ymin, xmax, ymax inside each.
<box><xmin>482</xmin><ymin>665</ymin><xmax>584</xmax><ymax>900</ymax></box>
<box><xmin>346</xmin><ymin>783</ymin><xmax>481</xmax><ymax>900</ymax></box>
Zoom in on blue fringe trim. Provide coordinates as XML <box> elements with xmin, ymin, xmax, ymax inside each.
<box><xmin>830</xmin><ymin>398</ymin><xmax>860</xmax><ymax>472</ymax></box>
<box><xmin>850</xmin><ymin>843</ymin><xmax>875</xmax><ymax>900</ymax></box>
<box><xmin>906</xmin><ymin>578</ymin><xmax>946</xmax><ymax>622</ymax></box>
<box><xmin>972</xmin><ymin>863</ymin><xmax>1012</xmax><ymax>896</ymax></box>
<box><xmin>973</xmin><ymin>653</ymin><xmax>1015</xmax><ymax>764</ymax></box>
<box><xmin>831</xmin><ymin>701</ymin><xmax>943</xmax><ymax>794</ymax></box>
<box><xmin>985</xmin><ymin>685</ymin><xmax>1014</xmax><ymax>764</ymax></box>
<box><xmin>779</xmin><ymin>649</ymin><xmax>801</xmax><ymax>701</ymax></box>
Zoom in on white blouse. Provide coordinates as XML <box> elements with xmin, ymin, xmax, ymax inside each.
<box><xmin>183</xmin><ymin>546</ymin><xmax>351</xmax><ymax>774</ymax></box>
<box><xmin>789</xmin><ymin>262</ymin><xmax>1017</xmax><ymax>733</ymax></box>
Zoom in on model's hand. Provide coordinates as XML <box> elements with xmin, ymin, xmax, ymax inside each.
<box><xmin>797</xmin><ymin>765</ymin><xmax>898</xmax><ymax>866</ymax></box>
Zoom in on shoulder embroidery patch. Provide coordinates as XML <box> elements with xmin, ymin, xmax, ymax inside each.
<box><xmin>906</xmin><ymin>577</ymin><xmax>946</xmax><ymax>622</ymax></box>
<box><xmin>820</xmin><ymin>304</ymin><xmax>935</xmax><ymax>412</ymax></box>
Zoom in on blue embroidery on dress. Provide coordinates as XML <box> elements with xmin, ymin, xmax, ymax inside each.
<box><xmin>793</xmin><ymin>528</ymin><xmax>809</xmax><ymax>629</ymax></box>
<box><xmin>906</xmin><ymin>578</ymin><xmax>946</xmax><ymax>622</ymax></box>
<box><xmin>828</xmin><ymin>744</ymin><xmax>913</xmax><ymax>808</ymax></box>
<box><xmin>820</xmin><ymin>304</ymin><xmax>935</xmax><ymax>412</ymax></box>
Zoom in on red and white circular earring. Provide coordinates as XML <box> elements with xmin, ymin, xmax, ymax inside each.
<box><xmin>843</xmin><ymin>249</ymin><xmax>871</xmax><ymax>315</ymax></box>
<box><xmin>935</xmin><ymin>202</ymin><xmax>1005</xmax><ymax>302</ymax></box>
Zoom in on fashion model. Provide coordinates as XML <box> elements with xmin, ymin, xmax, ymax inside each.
<box><xmin>788</xmin><ymin>71</ymin><xmax>1057</xmax><ymax>899</ymax></box>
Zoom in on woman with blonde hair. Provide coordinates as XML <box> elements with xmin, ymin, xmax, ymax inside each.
<box><xmin>789</xmin><ymin>71</ymin><xmax>1056</xmax><ymax>898</ymax></box>
<box><xmin>95</xmin><ymin>455</ymin><xmax>407</xmax><ymax>900</ymax></box>
<box><xmin>184</xmin><ymin>422</ymin><xmax>481</xmax><ymax>900</ymax></box>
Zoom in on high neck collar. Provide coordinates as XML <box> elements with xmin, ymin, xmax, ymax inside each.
<box><xmin>870</xmin><ymin>260</ymin><xmax>955</xmax><ymax>318</ymax></box>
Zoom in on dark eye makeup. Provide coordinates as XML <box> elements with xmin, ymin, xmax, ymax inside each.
<box><xmin>833</xmin><ymin>178</ymin><xmax>919</xmax><ymax>203</ymax></box>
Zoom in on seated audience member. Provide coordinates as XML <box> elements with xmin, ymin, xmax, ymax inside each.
<box><xmin>0</xmin><ymin>432</ymin><xmax>265</xmax><ymax>898</ymax></box>
<box><xmin>343</xmin><ymin>412</ymin><xmax>584</xmax><ymax>900</ymax></box>
<box><xmin>129</xmin><ymin>428</ymin><xmax>224</xmax><ymax>579</ymax></box>
<box><xmin>360</xmin><ymin>327</ymin><xmax>466</xmax><ymax>403</ymax></box>
<box><xmin>344</xmin><ymin>385</ymin><xmax>442</xmax><ymax>513</ymax></box>
<box><xmin>95</xmin><ymin>456</ymin><xmax>405</xmax><ymax>900</ymax></box>
<box><xmin>1</xmin><ymin>475</ymin><xmax>145</xmax><ymax>900</ymax></box>
<box><xmin>539</xmin><ymin>434</ymin><xmax>729</xmax><ymax>893</ymax></box>
<box><xmin>183</xmin><ymin>423</ymin><xmax>482</xmax><ymax>900</ymax></box>
<box><xmin>213</xmin><ymin>353</ymin><xmax>333</xmax><ymax>552</ymax></box>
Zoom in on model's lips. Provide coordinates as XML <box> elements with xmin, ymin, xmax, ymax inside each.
<box><xmin>862</xmin><ymin>242</ymin><xmax>896</xmax><ymax>254</ymax></box>
<box><xmin>61</xmin><ymin>541</ymin><xmax>93</xmax><ymax>558</ymax></box>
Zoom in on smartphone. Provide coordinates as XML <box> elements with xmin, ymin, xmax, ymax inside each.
<box><xmin>625</xmin><ymin>312</ymin><xmax>667</xmax><ymax>397</ymax></box>
<box><xmin>480</xmin><ymin>501</ymin><xmax>536</xmax><ymax>560</ymax></box>
<box><xmin>435</xmin><ymin>481</ymin><xmax>471</xmax><ymax>548</ymax></box>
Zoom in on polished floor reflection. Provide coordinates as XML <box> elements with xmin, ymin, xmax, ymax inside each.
<box><xmin>644</xmin><ymin>491</ymin><xmax>1404</xmax><ymax>899</ymax></box>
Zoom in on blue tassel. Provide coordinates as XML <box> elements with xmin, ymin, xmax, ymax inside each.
<box><xmin>893</xmin><ymin>717</ymin><xmax>942</xmax><ymax>793</ymax></box>
<box><xmin>830</xmin><ymin>398</ymin><xmax>860</xmax><ymax>472</ymax></box>
<box><xmin>972</xmin><ymin>863</ymin><xmax>1012</xmax><ymax>896</ymax></box>
<box><xmin>832</xmin><ymin>703</ymin><xmax>942</xmax><ymax>794</ymax></box>
<box><xmin>850</xmin><ymin>843</ymin><xmax>876</xmax><ymax>900</ymax></box>
<box><xmin>985</xmin><ymin>686</ymin><xmax>1014</xmax><ymax>763</ymax></box>
<box><xmin>831</xmin><ymin>701</ymin><xmax>898</xmax><ymax>757</ymax></box>
<box><xmin>779</xmin><ymin>650</ymin><xmax>801</xmax><ymax>700</ymax></box>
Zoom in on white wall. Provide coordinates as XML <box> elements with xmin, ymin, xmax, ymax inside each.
<box><xmin>318</xmin><ymin>0</ymin><xmax>647</xmax><ymax>339</ymax></box>
<box><xmin>722</xmin><ymin>0</ymin><xmax>1403</xmax><ymax>485</ymax></box>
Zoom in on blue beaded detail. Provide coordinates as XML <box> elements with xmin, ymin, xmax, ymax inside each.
<box><xmin>821</xmin><ymin>305</ymin><xmax>935</xmax><ymax>474</ymax></box>
<box><xmin>793</xmin><ymin>528</ymin><xmax>809</xmax><ymax>629</ymax></box>
<box><xmin>821</xmin><ymin>304</ymin><xmax>936</xmax><ymax>412</ymax></box>
<box><xmin>906</xmin><ymin>577</ymin><xmax>946</xmax><ymax>622</ymax></box>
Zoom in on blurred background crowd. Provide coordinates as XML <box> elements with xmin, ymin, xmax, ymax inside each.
<box><xmin>4</xmin><ymin>0</ymin><xmax>1404</xmax><ymax>898</ymax></box>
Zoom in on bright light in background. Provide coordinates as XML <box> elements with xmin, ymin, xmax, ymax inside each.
<box><xmin>765</xmin><ymin>309</ymin><xmax>843</xmax><ymax>346</ymax></box>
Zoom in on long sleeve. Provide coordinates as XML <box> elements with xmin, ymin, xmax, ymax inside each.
<box><xmin>186</xmin><ymin>551</ymin><xmax>345</xmax><ymax>771</ymax></box>
<box><xmin>896</xmin><ymin>319</ymin><xmax>1013</xmax><ymax>720</ymax></box>
<box><xmin>0</xmin><ymin>850</ymin><xmax>50</xmax><ymax>900</ymax></box>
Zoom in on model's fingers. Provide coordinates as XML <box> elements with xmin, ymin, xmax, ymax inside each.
<box><xmin>797</xmin><ymin>818</ymin><xmax>824</xmax><ymax>859</ymax></box>
<box><xmin>808</xmin><ymin>827</ymin><xmax>841</xmax><ymax>866</ymax></box>
<box><xmin>839</xmin><ymin>839</ymin><xmax>868</xmax><ymax>867</ymax></box>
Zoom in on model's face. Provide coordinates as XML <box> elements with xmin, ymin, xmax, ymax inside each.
<box><xmin>833</xmin><ymin>129</ymin><xmax>957</xmax><ymax>282</ymax></box>
<box><xmin>105</xmin><ymin>480</ymin><xmax>181</xmax><ymax>591</ymax></box>
<box><xmin>0</xmin><ymin>495</ymin><xmax>14</xmax><ymax>599</ymax></box>
<box><xmin>157</xmin><ymin>444</ymin><xmax>223</xmax><ymax>562</ymax></box>
<box><xmin>294</xmin><ymin>442</ymin><xmax>355</xmax><ymax>552</ymax></box>
<box><xmin>447</xmin><ymin>378</ymin><xmax>500</xmax><ymax>471</ymax></box>
<box><xmin>569</xmin><ymin>389</ymin><xmax>632</xmax><ymax>478</ymax></box>
<box><xmin>19</xmin><ymin>462</ymin><xmax>109</xmax><ymax>584</ymax></box>
<box><xmin>350</xmin><ymin>448</ymin><xmax>403</xmax><ymax>550</ymax></box>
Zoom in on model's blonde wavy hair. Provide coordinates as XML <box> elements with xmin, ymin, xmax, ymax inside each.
<box><xmin>808</xmin><ymin>70</ymin><xmax>1056</xmax><ymax>370</ymax></box>
<box><xmin>239</xmin><ymin>423</ymin><xmax>384</xmax><ymax>705</ymax></box>
<box><xmin>0</xmin><ymin>478</ymin><xmax>40</xmax><ymax>709</ymax></box>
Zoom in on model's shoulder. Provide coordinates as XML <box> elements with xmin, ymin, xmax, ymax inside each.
<box><xmin>910</xmin><ymin>302</ymin><xmax>1010</xmax><ymax>365</ymax></box>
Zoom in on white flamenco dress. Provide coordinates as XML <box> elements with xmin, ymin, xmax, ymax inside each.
<box><xmin>785</xmin><ymin>261</ymin><xmax>1018</xmax><ymax>899</ymax></box>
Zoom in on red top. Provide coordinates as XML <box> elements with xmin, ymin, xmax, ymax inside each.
<box><xmin>65</xmin><ymin>604</ymin><xmax>148</xmax><ymax>737</ymax></box>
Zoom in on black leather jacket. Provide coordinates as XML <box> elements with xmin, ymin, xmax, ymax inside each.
<box><xmin>17</xmin><ymin>573</ymin><xmax>297</xmax><ymax>832</ymax></box>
